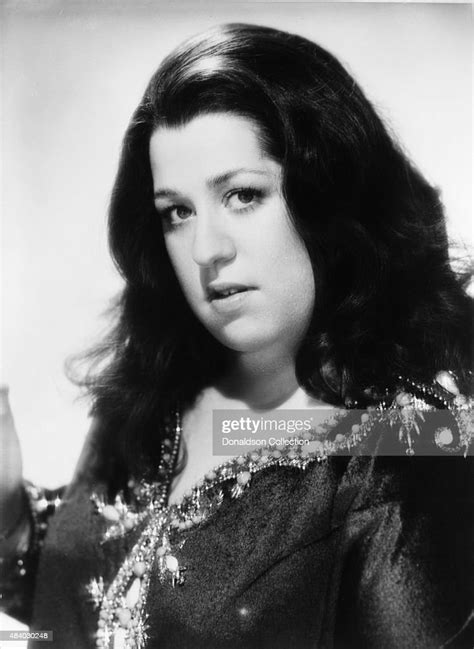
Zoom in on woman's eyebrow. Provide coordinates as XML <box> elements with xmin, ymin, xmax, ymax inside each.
<box><xmin>206</xmin><ymin>168</ymin><xmax>270</xmax><ymax>189</ymax></box>
<box><xmin>153</xmin><ymin>168</ymin><xmax>270</xmax><ymax>199</ymax></box>
<box><xmin>154</xmin><ymin>188</ymin><xmax>180</xmax><ymax>200</ymax></box>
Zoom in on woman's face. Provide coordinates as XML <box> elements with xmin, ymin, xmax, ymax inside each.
<box><xmin>149</xmin><ymin>112</ymin><xmax>315</xmax><ymax>357</ymax></box>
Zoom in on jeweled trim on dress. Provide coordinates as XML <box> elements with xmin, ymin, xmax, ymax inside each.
<box><xmin>87</xmin><ymin>377</ymin><xmax>473</xmax><ymax>648</ymax></box>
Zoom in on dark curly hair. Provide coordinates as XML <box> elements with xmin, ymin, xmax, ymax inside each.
<box><xmin>71</xmin><ymin>23</ymin><xmax>473</xmax><ymax>478</ymax></box>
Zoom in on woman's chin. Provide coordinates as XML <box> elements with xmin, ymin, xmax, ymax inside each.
<box><xmin>209</xmin><ymin>322</ymin><xmax>277</xmax><ymax>355</ymax></box>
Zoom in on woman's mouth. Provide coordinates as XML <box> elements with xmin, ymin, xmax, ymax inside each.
<box><xmin>206</xmin><ymin>283</ymin><xmax>256</xmax><ymax>313</ymax></box>
<box><xmin>207</xmin><ymin>283</ymin><xmax>253</xmax><ymax>301</ymax></box>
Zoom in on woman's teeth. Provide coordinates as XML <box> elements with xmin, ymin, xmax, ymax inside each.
<box><xmin>215</xmin><ymin>288</ymin><xmax>245</xmax><ymax>299</ymax></box>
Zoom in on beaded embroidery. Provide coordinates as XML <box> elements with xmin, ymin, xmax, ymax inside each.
<box><xmin>0</xmin><ymin>482</ymin><xmax>63</xmax><ymax>620</ymax></box>
<box><xmin>85</xmin><ymin>377</ymin><xmax>473</xmax><ymax>649</ymax></box>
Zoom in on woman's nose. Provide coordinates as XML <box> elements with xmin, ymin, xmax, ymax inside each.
<box><xmin>191</xmin><ymin>209</ymin><xmax>236</xmax><ymax>267</ymax></box>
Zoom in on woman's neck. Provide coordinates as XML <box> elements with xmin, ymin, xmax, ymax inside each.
<box><xmin>213</xmin><ymin>347</ymin><xmax>317</xmax><ymax>410</ymax></box>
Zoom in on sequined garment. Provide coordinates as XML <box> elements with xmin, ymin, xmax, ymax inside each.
<box><xmin>2</xmin><ymin>374</ymin><xmax>473</xmax><ymax>649</ymax></box>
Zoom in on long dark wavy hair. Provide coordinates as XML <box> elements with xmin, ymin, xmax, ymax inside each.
<box><xmin>71</xmin><ymin>23</ymin><xmax>472</xmax><ymax>480</ymax></box>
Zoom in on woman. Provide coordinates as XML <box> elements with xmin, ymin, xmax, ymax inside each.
<box><xmin>1</xmin><ymin>22</ymin><xmax>473</xmax><ymax>649</ymax></box>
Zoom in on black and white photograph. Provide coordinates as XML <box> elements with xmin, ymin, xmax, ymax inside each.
<box><xmin>1</xmin><ymin>1</ymin><xmax>473</xmax><ymax>647</ymax></box>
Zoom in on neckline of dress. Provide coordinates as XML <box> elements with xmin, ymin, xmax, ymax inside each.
<box><xmin>164</xmin><ymin>406</ymin><xmax>351</xmax><ymax>510</ymax></box>
<box><xmin>96</xmin><ymin>371</ymin><xmax>473</xmax><ymax>540</ymax></box>
<box><xmin>139</xmin><ymin>403</ymin><xmax>375</xmax><ymax>519</ymax></box>
<box><xmin>93</xmin><ymin>405</ymin><xmax>359</xmax><ymax>541</ymax></box>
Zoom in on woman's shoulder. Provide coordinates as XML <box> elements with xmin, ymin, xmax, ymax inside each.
<box><xmin>330</xmin><ymin>369</ymin><xmax>473</xmax><ymax>517</ymax></box>
<box><xmin>287</xmin><ymin>370</ymin><xmax>473</xmax><ymax>469</ymax></box>
<box><xmin>320</xmin><ymin>369</ymin><xmax>472</xmax><ymax>459</ymax></box>
<box><xmin>331</xmin><ymin>372</ymin><xmax>474</xmax><ymax>649</ymax></box>
<box><xmin>378</xmin><ymin>370</ymin><xmax>473</xmax><ymax>456</ymax></box>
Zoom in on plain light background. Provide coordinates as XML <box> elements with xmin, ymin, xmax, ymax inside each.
<box><xmin>1</xmin><ymin>1</ymin><xmax>472</xmax><ymax>492</ymax></box>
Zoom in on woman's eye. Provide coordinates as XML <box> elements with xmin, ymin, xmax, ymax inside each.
<box><xmin>161</xmin><ymin>205</ymin><xmax>193</xmax><ymax>223</ymax></box>
<box><xmin>226</xmin><ymin>188</ymin><xmax>262</xmax><ymax>211</ymax></box>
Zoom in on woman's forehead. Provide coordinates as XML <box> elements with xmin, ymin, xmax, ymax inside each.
<box><xmin>150</xmin><ymin>112</ymin><xmax>262</xmax><ymax>151</ymax></box>
<box><xmin>149</xmin><ymin>113</ymin><xmax>281</xmax><ymax>189</ymax></box>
